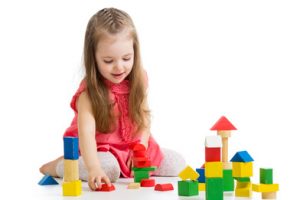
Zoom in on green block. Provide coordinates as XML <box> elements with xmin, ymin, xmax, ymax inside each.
<box><xmin>178</xmin><ymin>180</ymin><xmax>199</xmax><ymax>196</ymax></box>
<box><xmin>132</xmin><ymin>166</ymin><xmax>156</xmax><ymax>171</ymax></box>
<box><xmin>260</xmin><ymin>168</ymin><xmax>273</xmax><ymax>184</ymax></box>
<box><xmin>206</xmin><ymin>178</ymin><xmax>223</xmax><ymax>200</ymax></box>
<box><xmin>223</xmin><ymin>169</ymin><xmax>234</xmax><ymax>191</ymax></box>
<box><xmin>134</xmin><ymin>171</ymin><xmax>149</xmax><ymax>182</ymax></box>
<box><xmin>234</xmin><ymin>177</ymin><xmax>251</xmax><ymax>182</ymax></box>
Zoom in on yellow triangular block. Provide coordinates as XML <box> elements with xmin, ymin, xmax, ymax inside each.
<box><xmin>178</xmin><ymin>165</ymin><xmax>199</xmax><ymax>180</ymax></box>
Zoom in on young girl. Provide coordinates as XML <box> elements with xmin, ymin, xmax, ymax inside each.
<box><xmin>40</xmin><ymin>7</ymin><xmax>185</xmax><ymax>190</ymax></box>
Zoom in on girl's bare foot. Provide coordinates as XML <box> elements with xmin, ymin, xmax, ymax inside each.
<box><xmin>39</xmin><ymin>156</ymin><xmax>63</xmax><ymax>177</ymax></box>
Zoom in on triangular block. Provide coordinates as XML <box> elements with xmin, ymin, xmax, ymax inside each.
<box><xmin>38</xmin><ymin>174</ymin><xmax>59</xmax><ymax>185</ymax></box>
<box><xmin>230</xmin><ymin>151</ymin><xmax>254</xmax><ymax>162</ymax></box>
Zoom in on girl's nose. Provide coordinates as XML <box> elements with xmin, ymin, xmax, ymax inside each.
<box><xmin>114</xmin><ymin>61</ymin><xmax>123</xmax><ymax>71</ymax></box>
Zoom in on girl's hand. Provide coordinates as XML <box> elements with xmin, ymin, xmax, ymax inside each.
<box><xmin>88</xmin><ymin>167</ymin><xmax>111</xmax><ymax>190</ymax></box>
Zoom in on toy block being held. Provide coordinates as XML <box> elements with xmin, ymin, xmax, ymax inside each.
<box><xmin>235</xmin><ymin>181</ymin><xmax>252</xmax><ymax>197</ymax></box>
<box><xmin>196</xmin><ymin>168</ymin><xmax>205</xmax><ymax>183</ymax></box>
<box><xmin>141</xmin><ymin>179</ymin><xmax>155</xmax><ymax>187</ymax></box>
<box><xmin>95</xmin><ymin>184</ymin><xmax>115</xmax><ymax>192</ymax></box>
<box><xmin>63</xmin><ymin>159</ymin><xmax>79</xmax><ymax>182</ymax></box>
<box><xmin>63</xmin><ymin>137</ymin><xmax>79</xmax><ymax>160</ymax></box>
<box><xmin>128</xmin><ymin>182</ymin><xmax>140</xmax><ymax>189</ymax></box>
<box><xmin>131</xmin><ymin>143</ymin><xmax>146</xmax><ymax>151</ymax></box>
<box><xmin>155</xmin><ymin>183</ymin><xmax>174</xmax><ymax>191</ymax></box>
<box><xmin>178</xmin><ymin>165</ymin><xmax>199</xmax><ymax>181</ymax></box>
<box><xmin>62</xmin><ymin>180</ymin><xmax>82</xmax><ymax>196</ymax></box>
<box><xmin>38</xmin><ymin>174</ymin><xmax>59</xmax><ymax>185</ymax></box>
<box><xmin>178</xmin><ymin>180</ymin><xmax>199</xmax><ymax>196</ymax></box>
<box><xmin>260</xmin><ymin>168</ymin><xmax>273</xmax><ymax>184</ymax></box>
<box><xmin>205</xmin><ymin>162</ymin><xmax>223</xmax><ymax>178</ymax></box>
<box><xmin>206</xmin><ymin>178</ymin><xmax>223</xmax><ymax>200</ymax></box>
<box><xmin>232</xmin><ymin>162</ymin><xmax>253</xmax><ymax>177</ymax></box>
<box><xmin>223</xmin><ymin>169</ymin><xmax>234</xmax><ymax>191</ymax></box>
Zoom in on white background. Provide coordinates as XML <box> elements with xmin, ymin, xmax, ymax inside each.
<box><xmin>0</xmin><ymin>0</ymin><xmax>299</xmax><ymax>199</ymax></box>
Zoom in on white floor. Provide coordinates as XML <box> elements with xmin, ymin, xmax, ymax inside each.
<box><xmin>32</xmin><ymin>177</ymin><xmax>264</xmax><ymax>200</ymax></box>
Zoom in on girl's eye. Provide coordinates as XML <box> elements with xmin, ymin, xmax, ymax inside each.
<box><xmin>103</xmin><ymin>60</ymin><xmax>113</xmax><ymax>64</ymax></box>
<box><xmin>123</xmin><ymin>57</ymin><xmax>131</xmax><ymax>61</ymax></box>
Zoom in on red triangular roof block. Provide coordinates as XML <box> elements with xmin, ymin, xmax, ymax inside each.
<box><xmin>210</xmin><ymin>116</ymin><xmax>237</xmax><ymax>131</ymax></box>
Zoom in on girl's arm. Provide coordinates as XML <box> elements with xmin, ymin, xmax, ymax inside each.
<box><xmin>77</xmin><ymin>91</ymin><xmax>111</xmax><ymax>190</ymax></box>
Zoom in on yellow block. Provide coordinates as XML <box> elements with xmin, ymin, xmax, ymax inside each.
<box><xmin>198</xmin><ymin>183</ymin><xmax>205</xmax><ymax>191</ymax></box>
<box><xmin>128</xmin><ymin>182</ymin><xmax>140</xmax><ymax>189</ymax></box>
<box><xmin>62</xmin><ymin>180</ymin><xmax>82</xmax><ymax>196</ymax></box>
<box><xmin>205</xmin><ymin>162</ymin><xmax>223</xmax><ymax>177</ymax></box>
<box><xmin>235</xmin><ymin>182</ymin><xmax>252</xmax><ymax>197</ymax></box>
<box><xmin>64</xmin><ymin>159</ymin><xmax>79</xmax><ymax>182</ymax></box>
<box><xmin>232</xmin><ymin>162</ymin><xmax>253</xmax><ymax>177</ymax></box>
<box><xmin>178</xmin><ymin>165</ymin><xmax>199</xmax><ymax>180</ymax></box>
<box><xmin>252</xmin><ymin>183</ymin><xmax>279</xmax><ymax>192</ymax></box>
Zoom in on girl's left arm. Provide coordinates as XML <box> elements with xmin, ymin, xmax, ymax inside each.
<box><xmin>140</xmin><ymin>128</ymin><xmax>151</xmax><ymax>149</ymax></box>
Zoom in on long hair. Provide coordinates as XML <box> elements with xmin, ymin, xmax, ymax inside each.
<box><xmin>83</xmin><ymin>8</ymin><xmax>150</xmax><ymax>134</ymax></box>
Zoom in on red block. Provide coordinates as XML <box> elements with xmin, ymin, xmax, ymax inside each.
<box><xmin>205</xmin><ymin>147</ymin><xmax>221</xmax><ymax>162</ymax></box>
<box><xmin>131</xmin><ymin>143</ymin><xmax>146</xmax><ymax>152</ymax></box>
<box><xmin>154</xmin><ymin>183</ymin><xmax>174</xmax><ymax>191</ymax></box>
<box><xmin>141</xmin><ymin>179</ymin><xmax>155</xmax><ymax>187</ymax></box>
<box><xmin>134</xmin><ymin>160</ymin><xmax>151</xmax><ymax>168</ymax></box>
<box><xmin>133</xmin><ymin>150</ymin><xmax>146</xmax><ymax>157</ymax></box>
<box><xmin>95</xmin><ymin>184</ymin><xmax>115</xmax><ymax>192</ymax></box>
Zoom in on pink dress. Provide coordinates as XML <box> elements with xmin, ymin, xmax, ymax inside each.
<box><xmin>63</xmin><ymin>79</ymin><xmax>163</xmax><ymax>177</ymax></box>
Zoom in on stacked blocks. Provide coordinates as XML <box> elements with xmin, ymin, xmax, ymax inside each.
<box><xmin>252</xmin><ymin>168</ymin><xmax>279</xmax><ymax>199</ymax></box>
<box><xmin>62</xmin><ymin>137</ymin><xmax>81</xmax><ymax>196</ymax></box>
<box><xmin>178</xmin><ymin>166</ymin><xmax>199</xmax><ymax>196</ymax></box>
<box><xmin>230</xmin><ymin>151</ymin><xmax>254</xmax><ymax>197</ymax></box>
<box><xmin>131</xmin><ymin>144</ymin><xmax>156</xmax><ymax>186</ymax></box>
<box><xmin>205</xmin><ymin>136</ymin><xmax>224</xmax><ymax>200</ymax></box>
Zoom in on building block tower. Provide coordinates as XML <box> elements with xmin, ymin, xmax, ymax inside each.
<box><xmin>62</xmin><ymin>137</ymin><xmax>81</xmax><ymax>196</ymax></box>
<box><xmin>210</xmin><ymin>116</ymin><xmax>237</xmax><ymax>169</ymax></box>
<box><xmin>230</xmin><ymin>151</ymin><xmax>254</xmax><ymax>197</ymax></box>
<box><xmin>252</xmin><ymin>168</ymin><xmax>279</xmax><ymax>199</ymax></box>
<box><xmin>178</xmin><ymin>166</ymin><xmax>199</xmax><ymax>196</ymax></box>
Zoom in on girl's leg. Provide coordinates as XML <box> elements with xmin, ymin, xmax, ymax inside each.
<box><xmin>39</xmin><ymin>156</ymin><xmax>63</xmax><ymax>177</ymax></box>
<box><xmin>153</xmin><ymin>148</ymin><xmax>186</xmax><ymax>176</ymax></box>
<box><xmin>42</xmin><ymin>152</ymin><xmax>120</xmax><ymax>183</ymax></box>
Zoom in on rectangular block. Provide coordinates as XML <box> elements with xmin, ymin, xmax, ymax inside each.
<box><xmin>260</xmin><ymin>168</ymin><xmax>273</xmax><ymax>184</ymax></box>
<box><xmin>262</xmin><ymin>192</ymin><xmax>277</xmax><ymax>199</ymax></box>
<box><xmin>232</xmin><ymin>162</ymin><xmax>253</xmax><ymax>177</ymax></box>
<box><xmin>252</xmin><ymin>183</ymin><xmax>279</xmax><ymax>192</ymax></box>
<box><xmin>205</xmin><ymin>147</ymin><xmax>221</xmax><ymax>162</ymax></box>
<box><xmin>205</xmin><ymin>162</ymin><xmax>223</xmax><ymax>178</ymax></box>
<box><xmin>235</xmin><ymin>181</ymin><xmax>252</xmax><ymax>197</ymax></box>
<box><xmin>178</xmin><ymin>180</ymin><xmax>199</xmax><ymax>196</ymax></box>
<box><xmin>134</xmin><ymin>171</ymin><xmax>149</xmax><ymax>183</ymax></box>
<box><xmin>64</xmin><ymin>159</ymin><xmax>79</xmax><ymax>182</ymax></box>
<box><xmin>198</xmin><ymin>183</ymin><xmax>205</xmax><ymax>191</ymax></box>
<box><xmin>62</xmin><ymin>180</ymin><xmax>82</xmax><ymax>196</ymax></box>
<box><xmin>223</xmin><ymin>169</ymin><xmax>234</xmax><ymax>191</ymax></box>
<box><xmin>63</xmin><ymin>137</ymin><xmax>79</xmax><ymax>160</ymax></box>
<box><xmin>206</xmin><ymin>178</ymin><xmax>223</xmax><ymax>200</ymax></box>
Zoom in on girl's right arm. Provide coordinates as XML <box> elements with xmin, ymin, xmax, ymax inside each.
<box><xmin>77</xmin><ymin>91</ymin><xmax>111</xmax><ymax>190</ymax></box>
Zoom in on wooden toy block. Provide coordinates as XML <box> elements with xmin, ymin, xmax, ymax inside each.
<box><xmin>38</xmin><ymin>174</ymin><xmax>59</xmax><ymax>185</ymax></box>
<box><xmin>95</xmin><ymin>184</ymin><xmax>115</xmax><ymax>192</ymax></box>
<box><xmin>252</xmin><ymin>183</ymin><xmax>279</xmax><ymax>192</ymax></box>
<box><xmin>223</xmin><ymin>169</ymin><xmax>234</xmax><ymax>191</ymax></box>
<box><xmin>178</xmin><ymin>165</ymin><xmax>199</xmax><ymax>180</ymax></box>
<box><xmin>234</xmin><ymin>177</ymin><xmax>251</xmax><ymax>182</ymax></box>
<box><xmin>128</xmin><ymin>182</ymin><xmax>140</xmax><ymax>189</ymax></box>
<box><xmin>232</xmin><ymin>162</ymin><xmax>253</xmax><ymax>177</ymax></box>
<box><xmin>141</xmin><ymin>179</ymin><xmax>155</xmax><ymax>187</ymax></box>
<box><xmin>132</xmin><ymin>166</ymin><xmax>156</xmax><ymax>171</ymax></box>
<box><xmin>260</xmin><ymin>168</ymin><xmax>273</xmax><ymax>184</ymax></box>
<box><xmin>134</xmin><ymin>160</ymin><xmax>151</xmax><ymax>168</ymax></box>
<box><xmin>134</xmin><ymin>171</ymin><xmax>149</xmax><ymax>182</ymax></box>
<box><xmin>196</xmin><ymin>168</ymin><xmax>205</xmax><ymax>183</ymax></box>
<box><xmin>133</xmin><ymin>157</ymin><xmax>148</xmax><ymax>162</ymax></box>
<box><xmin>63</xmin><ymin>137</ymin><xmax>79</xmax><ymax>160</ymax></box>
<box><xmin>63</xmin><ymin>159</ymin><xmax>79</xmax><ymax>182</ymax></box>
<box><xmin>178</xmin><ymin>180</ymin><xmax>199</xmax><ymax>196</ymax></box>
<box><xmin>131</xmin><ymin>143</ymin><xmax>146</xmax><ymax>151</ymax></box>
<box><xmin>206</xmin><ymin>178</ymin><xmax>223</xmax><ymax>200</ymax></box>
<box><xmin>205</xmin><ymin>136</ymin><xmax>222</xmax><ymax>147</ymax></box>
<box><xmin>155</xmin><ymin>183</ymin><xmax>174</xmax><ymax>191</ymax></box>
<box><xmin>262</xmin><ymin>192</ymin><xmax>277</xmax><ymax>199</ymax></box>
<box><xmin>210</xmin><ymin>116</ymin><xmax>237</xmax><ymax>131</ymax></box>
<box><xmin>133</xmin><ymin>150</ymin><xmax>146</xmax><ymax>157</ymax></box>
<box><xmin>62</xmin><ymin>180</ymin><xmax>82</xmax><ymax>196</ymax></box>
<box><xmin>205</xmin><ymin>162</ymin><xmax>223</xmax><ymax>178</ymax></box>
<box><xmin>235</xmin><ymin>181</ymin><xmax>252</xmax><ymax>197</ymax></box>
<box><xmin>230</xmin><ymin>151</ymin><xmax>254</xmax><ymax>163</ymax></box>
<box><xmin>198</xmin><ymin>183</ymin><xmax>205</xmax><ymax>191</ymax></box>
<box><xmin>205</xmin><ymin>147</ymin><xmax>221</xmax><ymax>162</ymax></box>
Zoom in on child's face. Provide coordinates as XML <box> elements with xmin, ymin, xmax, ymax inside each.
<box><xmin>95</xmin><ymin>29</ymin><xmax>134</xmax><ymax>84</ymax></box>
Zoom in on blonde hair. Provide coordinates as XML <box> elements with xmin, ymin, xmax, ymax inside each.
<box><xmin>83</xmin><ymin>8</ymin><xmax>149</xmax><ymax>134</ymax></box>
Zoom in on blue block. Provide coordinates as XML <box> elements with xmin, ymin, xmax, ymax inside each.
<box><xmin>196</xmin><ymin>168</ymin><xmax>205</xmax><ymax>183</ymax></box>
<box><xmin>64</xmin><ymin>137</ymin><xmax>79</xmax><ymax>160</ymax></box>
<box><xmin>230</xmin><ymin>151</ymin><xmax>254</xmax><ymax>162</ymax></box>
<box><xmin>38</xmin><ymin>174</ymin><xmax>59</xmax><ymax>185</ymax></box>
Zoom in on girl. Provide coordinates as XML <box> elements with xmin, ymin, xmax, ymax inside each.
<box><xmin>40</xmin><ymin>7</ymin><xmax>185</xmax><ymax>190</ymax></box>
